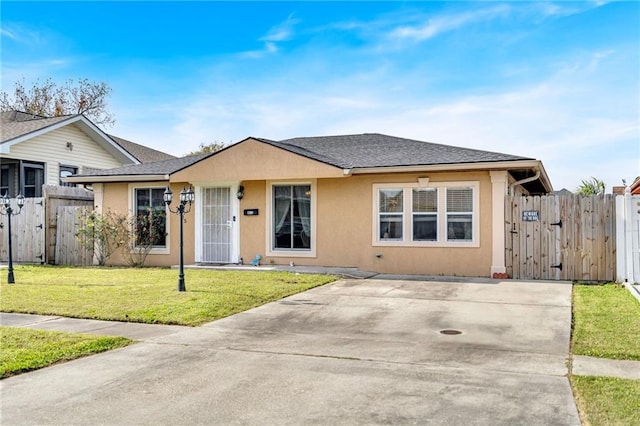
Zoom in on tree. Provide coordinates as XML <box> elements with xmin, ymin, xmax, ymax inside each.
<box><xmin>76</xmin><ymin>209</ymin><xmax>129</xmax><ymax>266</ymax></box>
<box><xmin>0</xmin><ymin>78</ymin><xmax>114</xmax><ymax>127</ymax></box>
<box><xmin>185</xmin><ymin>141</ymin><xmax>227</xmax><ymax>156</ymax></box>
<box><xmin>576</xmin><ymin>177</ymin><xmax>606</xmax><ymax>196</ymax></box>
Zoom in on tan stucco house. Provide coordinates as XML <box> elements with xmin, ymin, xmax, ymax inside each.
<box><xmin>0</xmin><ymin>110</ymin><xmax>174</xmax><ymax>197</ymax></box>
<box><xmin>67</xmin><ymin>133</ymin><xmax>553</xmax><ymax>277</ymax></box>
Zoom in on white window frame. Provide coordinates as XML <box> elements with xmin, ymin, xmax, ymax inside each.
<box><xmin>372</xmin><ymin>181</ymin><xmax>479</xmax><ymax>248</ymax></box>
<box><xmin>128</xmin><ymin>183</ymin><xmax>170</xmax><ymax>255</ymax></box>
<box><xmin>266</xmin><ymin>179</ymin><xmax>317</xmax><ymax>258</ymax></box>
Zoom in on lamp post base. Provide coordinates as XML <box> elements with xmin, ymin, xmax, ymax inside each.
<box><xmin>7</xmin><ymin>270</ymin><xmax>15</xmax><ymax>284</ymax></box>
<box><xmin>177</xmin><ymin>277</ymin><xmax>186</xmax><ymax>292</ymax></box>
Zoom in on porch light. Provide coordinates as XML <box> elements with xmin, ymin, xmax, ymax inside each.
<box><xmin>164</xmin><ymin>186</ymin><xmax>195</xmax><ymax>292</ymax></box>
<box><xmin>237</xmin><ymin>185</ymin><xmax>245</xmax><ymax>200</ymax></box>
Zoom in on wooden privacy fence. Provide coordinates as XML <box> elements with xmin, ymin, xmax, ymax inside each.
<box><xmin>0</xmin><ymin>197</ymin><xmax>45</xmax><ymax>263</ymax></box>
<box><xmin>506</xmin><ymin>194</ymin><xmax>616</xmax><ymax>282</ymax></box>
<box><xmin>44</xmin><ymin>185</ymin><xmax>94</xmax><ymax>264</ymax></box>
<box><xmin>55</xmin><ymin>206</ymin><xmax>94</xmax><ymax>266</ymax></box>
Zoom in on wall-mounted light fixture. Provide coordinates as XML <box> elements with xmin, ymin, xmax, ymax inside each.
<box><xmin>237</xmin><ymin>185</ymin><xmax>245</xmax><ymax>200</ymax></box>
<box><xmin>66</xmin><ymin>141</ymin><xmax>73</xmax><ymax>151</ymax></box>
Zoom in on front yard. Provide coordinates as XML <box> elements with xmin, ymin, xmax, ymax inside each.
<box><xmin>1</xmin><ymin>265</ymin><xmax>335</xmax><ymax>326</ymax></box>
<box><xmin>1</xmin><ymin>265</ymin><xmax>335</xmax><ymax>377</ymax></box>
<box><xmin>571</xmin><ymin>283</ymin><xmax>640</xmax><ymax>426</ymax></box>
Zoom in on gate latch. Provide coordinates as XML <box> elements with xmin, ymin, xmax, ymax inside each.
<box><xmin>551</xmin><ymin>263</ymin><xmax>563</xmax><ymax>271</ymax></box>
<box><xmin>550</xmin><ymin>220</ymin><xmax>562</xmax><ymax>228</ymax></box>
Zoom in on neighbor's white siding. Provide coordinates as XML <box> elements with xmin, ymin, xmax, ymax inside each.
<box><xmin>4</xmin><ymin>124</ymin><xmax>124</xmax><ymax>185</ymax></box>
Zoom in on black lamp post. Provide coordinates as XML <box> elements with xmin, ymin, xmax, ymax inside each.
<box><xmin>163</xmin><ymin>186</ymin><xmax>195</xmax><ymax>292</ymax></box>
<box><xmin>0</xmin><ymin>192</ymin><xmax>25</xmax><ymax>284</ymax></box>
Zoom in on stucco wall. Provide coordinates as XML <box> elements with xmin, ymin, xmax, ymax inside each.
<box><xmin>101</xmin><ymin>170</ymin><xmax>494</xmax><ymax>275</ymax></box>
<box><xmin>101</xmin><ymin>181</ymin><xmax>195</xmax><ymax>267</ymax></box>
<box><xmin>239</xmin><ymin>170</ymin><xmax>493</xmax><ymax>276</ymax></box>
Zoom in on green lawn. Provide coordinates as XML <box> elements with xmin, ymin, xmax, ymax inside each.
<box><xmin>571</xmin><ymin>283</ymin><xmax>640</xmax><ymax>425</ymax></box>
<box><xmin>572</xmin><ymin>283</ymin><xmax>640</xmax><ymax>360</ymax></box>
<box><xmin>1</xmin><ymin>327</ymin><xmax>131</xmax><ymax>378</ymax></box>
<box><xmin>0</xmin><ymin>265</ymin><xmax>336</xmax><ymax>326</ymax></box>
<box><xmin>571</xmin><ymin>376</ymin><xmax>640</xmax><ymax>426</ymax></box>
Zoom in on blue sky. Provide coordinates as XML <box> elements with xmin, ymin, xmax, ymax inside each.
<box><xmin>1</xmin><ymin>1</ymin><xmax>638</xmax><ymax>191</ymax></box>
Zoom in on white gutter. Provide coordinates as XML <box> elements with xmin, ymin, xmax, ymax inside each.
<box><xmin>509</xmin><ymin>170</ymin><xmax>541</xmax><ymax>196</ymax></box>
<box><xmin>63</xmin><ymin>174</ymin><xmax>169</xmax><ymax>184</ymax></box>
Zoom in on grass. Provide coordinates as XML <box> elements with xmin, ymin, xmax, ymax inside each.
<box><xmin>0</xmin><ymin>265</ymin><xmax>336</xmax><ymax>326</ymax></box>
<box><xmin>571</xmin><ymin>283</ymin><xmax>640</xmax><ymax>425</ymax></box>
<box><xmin>572</xmin><ymin>283</ymin><xmax>640</xmax><ymax>360</ymax></box>
<box><xmin>571</xmin><ymin>375</ymin><xmax>640</xmax><ymax>426</ymax></box>
<box><xmin>1</xmin><ymin>326</ymin><xmax>131</xmax><ymax>378</ymax></box>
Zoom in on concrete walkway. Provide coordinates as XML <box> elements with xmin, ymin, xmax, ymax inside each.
<box><xmin>1</xmin><ymin>278</ymin><xmax>638</xmax><ymax>426</ymax></box>
<box><xmin>3</xmin><ymin>313</ymin><xmax>639</xmax><ymax>381</ymax></box>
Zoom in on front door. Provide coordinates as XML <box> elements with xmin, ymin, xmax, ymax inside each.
<box><xmin>201</xmin><ymin>187</ymin><xmax>234</xmax><ymax>263</ymax></box>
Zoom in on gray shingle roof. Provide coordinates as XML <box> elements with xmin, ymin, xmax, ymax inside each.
<box><xmin>72</xmin><ymin>133</ymin><xmax>535</xmax><ymax>180</ymax></box>
<box><xmin>77</xmin><ymin>153</ymin><xmax>209</xmax><ymax>177</ymax></box>
<box><xmin>1</xmin><ymin>110</ymin><xmax>174</xmax><ymax>164</ymax></box>
<box><xmin>108</xmin><ymin>134</ymin><xmax>176</xmax><ymax>163</ymax></box>
<box><xmin>260</xmin><ymin>133</ymin><xmax>532</xmax><ymax>169</ymax></box>
<box><xmin>1</xmin><ymin>110</ymin><xmax>72</xmax><ymax>143</ymax></box>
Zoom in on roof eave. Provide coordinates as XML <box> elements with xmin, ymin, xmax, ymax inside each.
<box><xmin>1</xmin><ymin>115</ymin><xmax>140</xmax><ymax>165</ymax></box>
<box><xmin>64</xmin><ymin>174</ymin><xmax>169</xmax><ymax>184</ymax></box>
<box><xmin>348</xmin><ymin>159</ymin><xmax>553</xmax><ymax>192</ymax></box>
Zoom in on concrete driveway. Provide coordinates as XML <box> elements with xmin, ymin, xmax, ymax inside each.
<box><xmin>0</xmin><ymin>279</ymin><xmax>580</xmax><ymax>425</ymax></box>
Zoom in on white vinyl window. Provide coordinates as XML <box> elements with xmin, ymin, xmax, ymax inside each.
<box><xmin>373</xmin><ymin>182</ymin><xmax>478</xmax><ymax>247</ymax></box>
<box><xmin>267</xmin><ymin>180</ymin><xmax>317</xmax><ymax>257</ymax></box>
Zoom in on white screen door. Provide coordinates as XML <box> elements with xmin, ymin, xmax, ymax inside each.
<box><xmin>202</xmin><ymin>187</ymin><xmax>233</xmax><ymax>263</ymax></box>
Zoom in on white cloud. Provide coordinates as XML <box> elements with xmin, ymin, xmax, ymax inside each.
<box><xmin>390</xmin><ymin>4</ymin><xmax>511</xmax><ymax>41</ymax></box>
<box><xmin>240</xmin><ymin>14</ymin><xmax>299</xmax><ymax>59</ymax></box>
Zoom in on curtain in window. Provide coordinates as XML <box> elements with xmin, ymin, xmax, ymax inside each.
<box><xmin>273</xmin><ymin>185</ymin><xmax>311</xmax><ymax>250</ymax></box>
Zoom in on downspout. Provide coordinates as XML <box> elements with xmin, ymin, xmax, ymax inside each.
<box><xmin>509</xmin><ymin>170</ymin><xmax>541</xmax><ymax>196</ymax></box>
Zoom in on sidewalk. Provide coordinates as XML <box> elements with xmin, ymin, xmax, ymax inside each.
<box><xmin>2</xmin><ymin>312</ymin><xmax>639</xmax><ymax>380</ymax></box>
<box><xmin>0</xmin><ymin>312</ymin><xmax>191</xmax><ymax>341</ymax></box>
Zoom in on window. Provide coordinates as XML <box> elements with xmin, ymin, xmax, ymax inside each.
<box><xmin>446</xmin><ymin>187</ymin><xmax>473</xmax><ymax>241</ymax></box>
<box><xmin>22</xmin><ymin>162</ymin><xmax>45</xmax><ymax>197</ymax></box>
<box><xmin>134</xmin><ymin>188</ymin><xmax>167</xmax><ymax>247</ymax></box>
<box><xmin>273</xmin><ymin>184</ymin><xmax>312</xmax><ymax>250</ymax></box>
<box><xmin>59</xmin><ymin>166</ymin><xmax>78</xmax><ymax>187</ymax></box>
<box><xmin>379</xmin><ymin>189</ymin><xmax>403</xmax><ymax>240</ymax></box>
<box><xmin>0</xmin><ymin>164</ymin><xmax>15</xmax><ymax>197</ymax></box>
<box><xmin>374</xmin><ymin>182</ymin><xmax>478</xmax><ymax>247</ymax></box>
<box><xmin>412</xmin><ymin>188</ymin><xmax>438</xmax><ymax>241</ymax></box>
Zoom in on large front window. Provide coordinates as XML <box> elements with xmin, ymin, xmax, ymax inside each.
<box><xmin>134</xmin><ymin>188</ymin><xmax>167</xmax><ymax>247</ymax></box>
<box><xmin>273</xmin><ymin>184</ymin><xmax>311</xmax><ymax>250</ymax></box>
<box><xmin>374</xmin><ymin>182</ymin><xmax>478</xmax><ymax>246</ymax></box>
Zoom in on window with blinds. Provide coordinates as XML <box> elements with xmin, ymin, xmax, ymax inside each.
<box><xmin>374</xmin><ymin>182</ymin><xmax>477</xmax><ymax>246</ymax></box>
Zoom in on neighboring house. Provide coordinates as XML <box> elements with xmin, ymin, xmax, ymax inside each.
<box><xmin>66</xmin><ymin>133</ymin><xmax>553</xmax><ymax>277</ymax></box>
<box><xmin>631</xmin><ymin>176</ymin><xmax>640</xmax><ymax>195</ymax></box>
<box><xmin>0</xmin><ymin>110</ymin><xmax>174</xmax><ymax>197</ymax></box>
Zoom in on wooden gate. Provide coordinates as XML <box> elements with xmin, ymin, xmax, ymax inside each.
<box><xmin>0</xmin><ymin>197</ymin><xmax>46</xmax><ymax>263</ymax></box>
<box><xmin>55</xmin><ymin>206</ymin><xmax>94</xmax><ymax>266</ymax></box>
<box><xmin>506</xmin><ymin>194</ymin><xmax>616</xmax><ymax>281</ymax></box>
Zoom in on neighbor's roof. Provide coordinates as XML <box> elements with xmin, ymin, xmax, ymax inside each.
<box><xmin>108</xmin><ymin>134</ymin><xmax>175</xmax><ymax>163</ymax></box>
<box><xmin>0</xmin><ymin>110</ymin><xmax>71</xmax><ymax>142</ymax></box>
<box><xmin>0</xmin><ymin>110</ymin><xmax>173</xmax><ymax>164</ymax></box>
<box><xmin>256</xmin><ymin>133</ymin><xmax>533</xmax><ymax>169</ymax></box>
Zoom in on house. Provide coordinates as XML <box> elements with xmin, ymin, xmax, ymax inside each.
<box><xmin>0</xmin><ymin>110</ymin><xmax>174</xmax><ymax>197</ymax></box>
<box><xmin>631</xmin><ymin>176</ymin><xmax>640</xmax><ymax>195</ymax></box>
<box><xmin>66</xmin><ymin>133</ymin><xmax>553</xmax><ymax>277</ymax></box>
